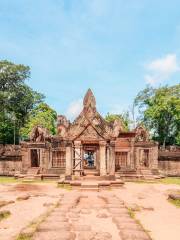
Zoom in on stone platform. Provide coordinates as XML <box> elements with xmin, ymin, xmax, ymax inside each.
<box><xmin>58</xmin><ymin>177</ymin><xmax>124</xmax><ymax>191</ymax></box>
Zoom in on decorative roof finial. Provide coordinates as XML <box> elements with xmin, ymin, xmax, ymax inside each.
<box><xmin>83</xmin><ymin>88</ymin><xmax>96</xmax><ymax>109</ymax></box>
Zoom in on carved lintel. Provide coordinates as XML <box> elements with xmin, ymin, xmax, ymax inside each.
<box><xmin>99</xmin><ymin>140</ymin><xmax>107</xmax><ymax>147</ymax></box>
<box><xmin>74</xmin><ymin>140</ymin><xmax>82</xmax><ymax>147</ymax></box>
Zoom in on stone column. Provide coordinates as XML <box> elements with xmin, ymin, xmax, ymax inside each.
<box><xmin>151</xmin><ymin>144</ymin><xmax>158</xmax><ymax>169</ymax></box>
<box><xmin>130</xmin><ymin>138</ymin><xmax>135</xmax><ymax>169</ymax></box>
<box><xmin>99</xmin><ymin>141</ymin><xmax>107</xmax><ymax>176</ymax></box>
<box><xmin>65</xmin><ymin>142</ymin><xmax>72</xmax><ymax>176</ymax></box>
<box><xmin>21</xmin><ymin>144</ymin><xmax>29</xmax><ymax>172</ymax></box>
<box><xmin>135</xmin><ymin>147</ymin><xmax>141</xmax><ymax>170</ymax></box>
<box><xmin>74</xmin><ymin>140</ymin><xmax>82</xmax><ymax>176</ymax></box>
<box><xmin>106</xmin><ymin>146</ymin><xmax>110</xmax><ymax>174</ymax></box>
<box><xmin>109</xmin><ymin>141</ymin><xmax>115</xmax><ymax>176</ymax></box>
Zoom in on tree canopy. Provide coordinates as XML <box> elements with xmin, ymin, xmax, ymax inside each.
<box><xmin>0</xmin><ymin>60</ymin><xmax>44</xmax><ymax>144</ymax></box>
<box><xmin>21</xmin><ymin>103</ymin><xmax>57</xmax><ymax>139</ymax></box>
<box><xmin>105</xmin><ymin>112</ymin><xmax>131</xmax><ymax>131</ymax></box>
<box><xmin>135</xmin><ymin>84</ymin><xmax>180</xmax><ymax>146</ymax></box>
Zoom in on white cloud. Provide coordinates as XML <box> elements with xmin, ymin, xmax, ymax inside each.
<box><xmin>66</xmin><ymin>98</ymin><xmax>83</xmax><ymax>120</ymax></box>
<box><xmin>144</xmin><ymin>54</ymin><xmax>180</xmax><ymax>85</ymax></box>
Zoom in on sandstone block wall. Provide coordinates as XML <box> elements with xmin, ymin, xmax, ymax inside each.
<box><xmin>0</xmin><ymin>159</ymin><xmax>22</xmax><ymax>175</ymax></box>
<box><xmin>158</xmin><ymin>151</ymin><xmax>180</xmax><ymax>176</ymax></box>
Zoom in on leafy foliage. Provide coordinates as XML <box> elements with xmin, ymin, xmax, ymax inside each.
<box><xmin>135</xmin><ymin>84</ymin><xmax>180</xmax><ymax>146</ymax></box>
<box><xmin>0</xmin><ymin>60</ymin><xmax>44</xmax><ymax>144</ymax></box>
<box><xmin>21</xmin><ymin>103</ymin><xmax>57</xmax><ymax>139</ymax></box>
<box><xmin>105</xmin><ymin>112</ymin><xmax>131</xmax><ymax>131</ymax></box>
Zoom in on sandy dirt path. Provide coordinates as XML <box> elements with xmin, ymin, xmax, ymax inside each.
<box><xmin>0</xmin><ymin>183</ymin><xmax>65</xmax><ymax>240</ymax></box>
<box><xmin>115</xmin><ymin>182</ymin><xmax>180</xmax><ymax>240</ymax></box>
<box><xmin>33</xmin><ymin>191</ymin><xmax>150</xmax><ymax>240</ymax></box>
<box><xmin>1</xmin><ymin>182</ymin><xmax>180</xmax><ymax>240</ymax></box>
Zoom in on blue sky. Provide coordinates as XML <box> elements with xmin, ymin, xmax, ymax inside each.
<box><xmin>0</xmin><ymin>0</ymin><xmax>180</xmax><ymax>120</ymax></box>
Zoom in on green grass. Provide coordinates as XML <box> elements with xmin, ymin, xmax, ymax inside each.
<box><xmin>127</xmin><ymin>207</ymin><xmax>152</xmax><ymax>239</ymax></box>
<box><xmin>130</xmin><ymin>177</ymin><xmax>180</xmax><ymax>185</ymax></box>
<box><xmin>0</xmin><ymin>177</ymin><xmax>57</xmax><ymax>184</ymax></box>
<box><xmin>0</xmin><ymin>210</ymin><xmax>11</xmax><ymax>221</ymax></box>
<box><xmin>57</xmin><ymin>183</ymin><xmax>72</xmax><ymax>190</ymax></box>
<box><xmin>168</xmin><ymin>199</ymin><xmax>180</xmax><ymax>208</ymax></box>
<box><xmin>159</xmin><ymin>177</ymin><xmax>180</xmax><ymax>185</ymax></box>
<box><xmin>0</xmin><ymin>177</ymin><xmax>19</xmax><ymax>183</ymax></box>
<box><xmin>128</xmin><ymin>207</ymin><xmax>135</xmax><ymax>218</ymax></box>
<box><xmin>16</xmin><ymin>233</ymin><xmax>32</xmax><ymax>240</ymax></box>
<box><xmin>131</xmin><ymin>180</ymin><xmax>157</xmax><ymax>184</ymax></box>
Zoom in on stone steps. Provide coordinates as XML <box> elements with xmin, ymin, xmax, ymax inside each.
<box><xmin>46</xmin><ymin>168</ymin><xmax>65</xmax><ymax>175</ymax></box>
<box><xmin>26</xmin><ymin>167</ymin><xmax>40</xmax><ymax>175</ymax></box>
<box><xmin>80</xmin><ymin>182</ymin><xmax>99</xmax><ymax>191</ymax></box>
<box><xmin>84</xmin><ymin>170</ymin><xmax>99</xmax><ymax>176</ymax></box>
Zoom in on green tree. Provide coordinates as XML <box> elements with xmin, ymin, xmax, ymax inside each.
<box><xmin>105</xmin><ymin>112</ymin><xmax>131</xmax><ymax>131</ymax></box>
<box><xmin>0</xmin><ymin>60</ymin><xmax>30</xmax><ymax>92</ymax></box>
<box><xmin>135</xmin><ymin>84</ymin><xmax>180</xmax><ymax>147</ymax></box>
<box><xmin>0</xmin><ymin>60</ymin><xmax>44</xmax><ymax>144</ymax></box>
<box><xmin>20</xmin><ymin>103</ymin><xmax>57</xmax><ymax>139</ymax></box>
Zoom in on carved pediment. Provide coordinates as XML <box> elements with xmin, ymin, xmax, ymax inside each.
<box><xmin>76</xmin><ymin>125</ymin><xmax>104</xmax><ymax>141</ymax></box>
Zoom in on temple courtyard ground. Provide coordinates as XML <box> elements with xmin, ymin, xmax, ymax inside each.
<box><xmin>0</xmin><ymin>178</ymin><xmax>180</xmax><ymax>240</ymax></box>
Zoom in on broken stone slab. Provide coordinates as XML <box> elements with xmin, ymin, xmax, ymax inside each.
<box><xmin>67</xmin><ymin>212</ymin><xmax>80</xmax><ymax>218</ymax></box>
<box><xmin>116</xmin><ymin>223</ymin><xmax>142</xmax><ymax>231</ymax></box>
<box><xmin>119</xmin><ymin>229</ymin><xmax>151</xmax><ymax>240</ymax></box>
<box><xmin>16</xmin><ymin>194</ymin><xmax>30</xmax><ymax>201</ymax></box>
<box><xmin>33</xmin><ymin>231</ymin><xmax>76</xmax><ymax>240</ymax></box>
<box><xmin>37</xmin><ymin>222</ymin><xmax>71</xmax><ymax>232</ymax></box>
<box><xmin>168</xmin><ymin>193</ymin><xmax>180</xmax><ymax>200</ymax></box>
<box><xmin>43</xmin><ymin>202</ymin><xmax>54</xmax><ymax>207</ymax></box>
<box><xmin>45</xmin><ymin>216</ymin><xmax>68</xmax><ymax>222</ymax></box>
<box><xmin>0</xmin><ymin>200</ymin><xmax>15</xmax><ymax>208</ymax></box>
<box><xmin>77</xmin><ymin>231</ymin><xmax>96</xmax><ymax>240</ymax></box>
<box><xmin>108</xmin><ymin>208</ymin><xmax>129</xmax><ymax>215</ymax></box>
<box><xmin>94</xmin><ymin>232</ymin><xmax>112</xmax><ymax>240</ymax></box>
<box><xmin>96</xmin><ymin>212</ymin><xmax>109</xmax><ymax>218</ymax></box>
<box><xmin>50</xmin><ymin>212</ymin><xmax>66</xmax><ymax>218</ymax></box>
<box><xmin>72</xmin><ymin>224</ymin><xmax>91</xmax><ymax>231</ymax></box>
<box><xmin>112</xmin><ymin>216</ymin><xmax>136</xmax><ymax>224</ymax></box>
<box><xmin>106</xmin><ymin>203</ymin><xmax>125</xmax><ymax>208</ymax></box>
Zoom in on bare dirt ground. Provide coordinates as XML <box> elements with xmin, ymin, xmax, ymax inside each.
<box><xmin>0</xmin><ymin>182</ymin><xmax>66</xmax><ymax>240</ymax></box>
<box><xmin>0</xmin><ymin>181</ymin><xmax>180</xmax><ymax>240</ymax></box>
<box><xmin>114</xmin><ymin>182</ymin><xmax>180</xmax><ymax>240</ymax></box>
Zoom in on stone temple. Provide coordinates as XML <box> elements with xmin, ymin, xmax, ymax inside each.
<box><xmin>20</xmin><ymin>89</ymin><xmax>159</xmax><ymax>180</ymax></box>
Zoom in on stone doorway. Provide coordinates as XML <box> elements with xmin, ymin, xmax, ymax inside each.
<box><xmin>143</xmin><ymin>149</ymin><xmax>149</xmax><ymax>167</ymax></box>
<box><xmin>82</xmin><ymin>144</ymin><xmax>100</xmax><ymax>176</ymax></box>
<box><xmin>83</xmin><ymin>144</ymin><xmax>99</xmax><ymax>169</ymax></box>
<box><xmin>115</xmin><ymin>152</ymin><xmax>128</xmax><ymax>171</ymax></box>
<box><xmin>84</xmin><ymin>150</ymin><xmax>96</xmax><ymax>168</ymax></box>
<box><xmin>30</xmin><ymin>149</ymin><xmax>40</xmax><ymax>167</ymax></box>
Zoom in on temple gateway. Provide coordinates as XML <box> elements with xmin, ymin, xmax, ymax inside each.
<box><xmin>21</xmin><ymin>89</ymin><xmax>159</xmax><ymax>180</ymax></box>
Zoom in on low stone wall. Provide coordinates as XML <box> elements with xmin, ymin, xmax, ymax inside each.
<box><xmin>158</xmin><ymin>151</ymin><xmax>180</xmax><ymax>176</ymax></box>
<box><xmin>0</xmin><ymin>144</ymin><xmax>22</xmax><ymax>175</ymax></box>
<box><xmin>0</xmin><ymin>158</ymin><xmax>22</xmax><ymax>176</ymax></box>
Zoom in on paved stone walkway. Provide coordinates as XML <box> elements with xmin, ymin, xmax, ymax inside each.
<box><xmin>33</xmin><ymin>191</ymin><xmax>151</xmax><ymax>240</ymax></box>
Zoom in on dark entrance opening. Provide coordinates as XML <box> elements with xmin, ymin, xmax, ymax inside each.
<box><xmin>31</xmin><ymin>149</ymin><xmax>40</xmax><ymax>167</ymax></box>
<box><xmin>143</xmin><ymin>149</ymin><xmax>149</xmax><ymax>167</ymax></box>
<box><xmin>83</xmin><ymin>143</ymin><xmax>98</xmax><ymax>169</ymax></box>
<box><xmin>84</xmin><ymin>151</ymin><xmax>95</xmax><ymax>167</ymax></box>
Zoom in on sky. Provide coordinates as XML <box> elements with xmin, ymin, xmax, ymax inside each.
<box><xmin>0</xmin><ymin>0</ymin><xmax>180</xmax><ymax>120</ymax></box>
